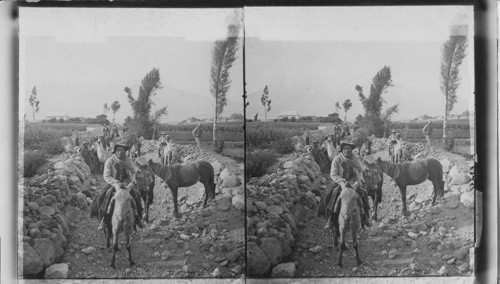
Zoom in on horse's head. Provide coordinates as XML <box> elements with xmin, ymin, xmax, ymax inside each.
<box><xmin>134</xmin><ymin>161</ymin><xmax>154</xmax><ymax>191</ymax></box>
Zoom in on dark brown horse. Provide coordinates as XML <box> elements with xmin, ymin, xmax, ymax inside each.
<box><xmin>360</xmin><ymin>155</ymin><xmax>384</xmax><ymax>221</ymax></box>
<box><xmin>147</xmin><ymin>159</ymin><xmax>216</xmax><ymax>218</ymax></box>
<box><xmin>134</xmin><ymin>162</ymin><xmax>155</xmax><ymax>223</ymax></box>
<box><xmin>375</xmin><ymin>157</ymin><xmax>444</xmax><ymax>214</ymax></box>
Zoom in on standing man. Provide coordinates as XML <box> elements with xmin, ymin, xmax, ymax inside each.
<box><xmin>157</xmin><ymin>132</ymin><xmax>169</xmax><ymax>159</ymax></box>
<box><xmin>192</xmin><ymin>123</ymin><xmax>203</xmax><ymax>149</ymax></box>
<box><xmin>422</xmin><ymin>121</ymin><xmax>433</xmax><ymax>146</ymax></box>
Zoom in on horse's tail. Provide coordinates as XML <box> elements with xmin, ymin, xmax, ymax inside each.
<box><xmin>208</xmin><ymin>168</ymin><xmax>216</xmax><ymax>199</ymax></box>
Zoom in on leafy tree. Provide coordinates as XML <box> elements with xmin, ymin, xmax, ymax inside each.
<box><xmin>342</xmin><ymin>99</ymin><xmax>352</xmax><ymax>122</ymax></box>
<box><xmin>110</xmin><ymin>101</ymin><xmax>121</xmax><ymax>124</ymax></box>
<box><xmin>124</xmin><ymin>68</ymin><xmax>165</xmax><ymax>139</ymax></box>
<box><xmin>356</xmin><ymin>65</ymin><xmax>397</xmax><ymax>137</ymax></box>
<box><xmin>29</xmin><ymin>86</ymin><xmax>40</xmax><ymax>121</ymax></box>
<box><xmin>440</xmin><ymin>28</ymin><xmax>468</xmax><ymax>139</ymax></box>
<box><xmin>335</xmin><ymin>101</ymin><xmax>341</xmax><ymax>113</ymax></box>
<box><xmin>103</xmin><ymin>103</ymin><xmax>109</xmax><ymax>114</ymax></box>
<box><xmin>260</xmin><ymin>85</ymin><xmax>271</xmax><ymax>120</ymax></box>
<box><xmin>151</xmin><ymin>107</ymin><xmax>168</xmax><ymax>139</ymax></box>
<box><xmin>210</xmin><ymin>12</ymin><xmax>241</xmax><ymax>148</ymax></box>
<box><xmin>381</xmin><ymin>104</ymin><xmax>399</xmax><ymax>137</ymax></box>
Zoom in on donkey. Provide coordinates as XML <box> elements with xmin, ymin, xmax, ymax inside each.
<box><xmin>108</xmin><ymin>187</ymin><xmax>136</xmax><ymax>269</ymax></box>
<box><xmin>334</xmin><ymin>184</ymin><xmax>363</xmax><ymax>267</ymax></box>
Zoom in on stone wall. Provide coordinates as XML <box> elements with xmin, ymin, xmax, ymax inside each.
<box><xmin>246</xmin><ymin>153</ymin><xmax>326</xmax><ymax>277</ymax></box>
<box><xmin>20</xmin><ymin>154</ymin><xmax>96</xmax><ymax>278</ymax></box>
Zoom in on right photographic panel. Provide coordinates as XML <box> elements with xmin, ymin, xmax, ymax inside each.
<box><xmin>245</xmin><ymin>6</ymin><xmax>476</xmax><ymax>279</ymax></box>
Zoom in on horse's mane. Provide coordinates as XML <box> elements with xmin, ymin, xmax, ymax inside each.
<box><xmin>149</xmin><ymin>161</ymin><xmax>174</xmax><ymax>181</ymax></box>
<box><xmin>135</xmin><ymin>165</ymin><xmax>154</xmax><ymax>190</ymax></box>
<box><xmin>378</xmin><ymin>160</ymin><xmax>410</xmax><ymax>179</ymax></box>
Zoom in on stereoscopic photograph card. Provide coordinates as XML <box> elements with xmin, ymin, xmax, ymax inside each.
<box><xmin>3</xmin><ymin>1</ymin><xmax>497</xmax><ymax>284</ymax></box>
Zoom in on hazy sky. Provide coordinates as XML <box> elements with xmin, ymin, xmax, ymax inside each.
<box><xmin>20</xmin><ymin>8</ymin><xmax>243</xmax><ymax>123</ymax></box>
<box><xmin>19</xmin><ymin>6</ymin><xmax>474</xmax><ymax>123</ymax></box>
<box><xmin>245</xmin><ymin>6</ymin><xmax>474</xmax><ymax>121</ymax></box>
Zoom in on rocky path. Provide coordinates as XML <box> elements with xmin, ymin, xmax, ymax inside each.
<box><xmin>61</xmin><ymin>150</ymin><xmax>245</xmax><ymax>279</ymax></box>
<box><xmin>291</xmin><ymin>150</ymin><xmax>475</xmax><ymax>277</ymax></box>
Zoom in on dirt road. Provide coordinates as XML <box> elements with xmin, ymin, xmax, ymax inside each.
<box><xmin>291</xmin><ymin>150</ymin><xmax>474</xmax><ymax>277</ymax></box>
<box><xmin>62</xmin><ymin>150</ymin><xmax>245</xmax><ymax>279</ymax></box>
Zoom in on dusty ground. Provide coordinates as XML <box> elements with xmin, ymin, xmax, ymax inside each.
<box><xmin>291</xmin><ymin>149</ymin><xmax>474</xmax><ymax>277</ymax></box>
<box><xmin>61</xmin><ymin>147</ymin><xmax>245</xmax><ymax>279</ymax></box>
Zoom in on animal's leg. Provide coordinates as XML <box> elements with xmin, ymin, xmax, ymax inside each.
<box><xmin>111</xmin><ymin>230</ymin><xmax>118</xmax><ymax>269</ymax></box>
<box><xmin>170</xmin><ymin>188</ymin><xmax>181</xmax><ymax>218</ymax></box>
<box><xmin>373</xmin><ymin>195</ymin><xmax>378</xmax><ymax>222</ymax></box>
<box><xmin>352</xmin><ymin>220</ymin><xmax>362</xmax><ymax>265</ymax></box>
<box><xmin>399</xmin><ymin>185</ymin><xmax>408</xmax><ymax>215</ymax></box>
<box><xmin>144</xmin><ymin>195</ymin><xmax>150</xmax><ymax>223</ymax></box>
<box><xmin>431</xmin><ymin>179</ymin><xmax>441</xmax><ymax>205</ymax></box>
<box><xmin>337</xmin><ymin>222</ymin><xmax>346</xmax><ymax>267</ymax></box>
<box><xmin>125</xmin><ymin>233</ymin><xmax>135</xmax><ymax>267</ymax></box>
<box><xmin>202</xmin><ymin>181</ymin><xmax>210</xmax><ymax>208</ymax></box>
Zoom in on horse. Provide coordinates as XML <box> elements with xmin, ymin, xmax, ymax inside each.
<box><xmin>334</xmin><ymin>184</ymin><xmax>363</xmax><ymax>267</ymax></box>
<box><xmin>93</xmin><ymin>140</ymin><xmax>112</xmax><ymax>172</ymax></box>
<box><xmin>134</xmin><ymin>162</ymin><xmax>155</xmax><ymax>223</ymax></box>
<box><xmin>375</xmin><ymin>157</ymin><xmax>445</xmax><ymax>215</ymax></box>
<box><xmin>360</xmin><ymin>155</ymin><xmax>384</xmax><ymax>221</ymax></box>
<box><xmin>147</xmin><ymin>159</ymin><xmax>216</xmax><ymax>218</ymax></box>
<box><xmin>107</xmin><ymin>187</ymin><xmax>136</xmax><ymax>269</ymax></box>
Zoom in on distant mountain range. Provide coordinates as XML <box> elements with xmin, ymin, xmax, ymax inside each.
<box><xmin>152</xmin><ymin>85</ymin><xmax>243</xmax><ymax>123</ymax></box>
<box><xmin>245</xmin><ymin>79</ymin><xmax>472</xmax><ymax>122</ymax></box>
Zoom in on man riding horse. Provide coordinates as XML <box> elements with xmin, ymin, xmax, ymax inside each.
<box><xmin>325</xmin><ymin>139</ymin><xmax>372</xmax><ymax>229</ymax></box>
<box><xmin>96</xmin><ymin>142</ymin><xmax>145</xmax><ymax>231</ymax></box>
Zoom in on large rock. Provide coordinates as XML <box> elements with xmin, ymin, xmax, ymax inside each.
<box><xmin>272</xmin><ymin>262</ymin><xmax>296</xmax><ymax>277</ymax></box>
<box><xmin>460</xmin><ymin>191</ymin><xmax>474</xmax><ymax>208</ymax></box>
<box><xmin>247</xmin><ymin>242</ymin><xmax>271</xmax><ymax>276</ymax></box>
<box><xmin>222</xmin><ymin>175</ymin><xmax>242</xmax><ymax>188</ymax></box>
<box><xmin>44</xmin><ymin>263</ymin><xmax>69</xmax><ymax>279</ymax></box>
<box><xmin>22</xmin><ymin>243</ymin><xmax>44</xmax><ymax>275</ymax></box>
<box><xmin>266</xmin><ymin>205</ymin><xmax>283</xmax><ymax>215</ymax></box>
<box><xmin>38</xmin><ymin>206</ymin><xmax>56</xmax><ymax>216</ymax></box>
<box><xmin>445</xmin><ymin>194</ymin><xmax>460</xmax><ymax>209</ymax></box>
<box><xmin>450</xmin><ymin>172</ymin><xmax>470</xmax><ymax>185</ymax></box>
<box><xmin>259</xmin><ymin>238</ymin><xmax>283</xmax><ymax>267</ymax></box>
<box><xmin>227</xmin><ymin>194</ymin><xmax>243</xmax><ymax>211</ymax></box>
<box><xmin>32</xmin><ymin>238</ymin><xmax>57</xmax><ymax>267</ymax></box>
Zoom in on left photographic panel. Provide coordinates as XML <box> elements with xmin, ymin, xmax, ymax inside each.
<box><xmin>18</xmin><ymin>7</ymin><xmax>245</xmax><ymax>280</ymax></box>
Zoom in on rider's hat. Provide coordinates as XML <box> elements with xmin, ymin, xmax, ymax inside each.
<box><xmin>339</xmin><ymin>139</ymin><xmax>356</xmax><ymax>151</ymax></box>
<box><xmin>113</xmin><ymin>142</ymin><xmax>129</xmax><ymax>154</ymax></box>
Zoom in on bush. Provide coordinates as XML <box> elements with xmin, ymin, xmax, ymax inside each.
<box><xmin>246</xmin><ymin>127</ymin><xmax>302</xmax><ymax>149</ymax></box>
<box><xmin>213</xmin><ymin>140</ymin><xmax>225</xmax><ymax>154</ymax></box>
<box><xmin>351</xmin><ymin>129</ymin><xmax>370</xmax><ymax>148</ymax></box>
<box><xmin>37</xmin><ymin>140</ymin><xmax>65</xmax><ymax>155</ymax></box>
<box><xmin>245</xmin><ymin>149</ymin><xmax>278</xmax><ymax>179</ymax></box>
<box><xmin>265</xmin><ymin>138</ymin><xmax>295</xmax><ymax>154</ymax></box>
<box><xmin>24</xmin><ymin>150</ymin><xmax>47</xmax><ymax>178</ymax></box>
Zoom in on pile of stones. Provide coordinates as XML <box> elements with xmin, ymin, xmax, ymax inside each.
<box><xmin>20</xmin><ymin>154</ymin><xmax>97</xmax><ymax>278</ymax></box>
<box><xmin>246</xmin><ymin>153</ymin><xmax>328</xmax><ymax>277</ymax></box>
